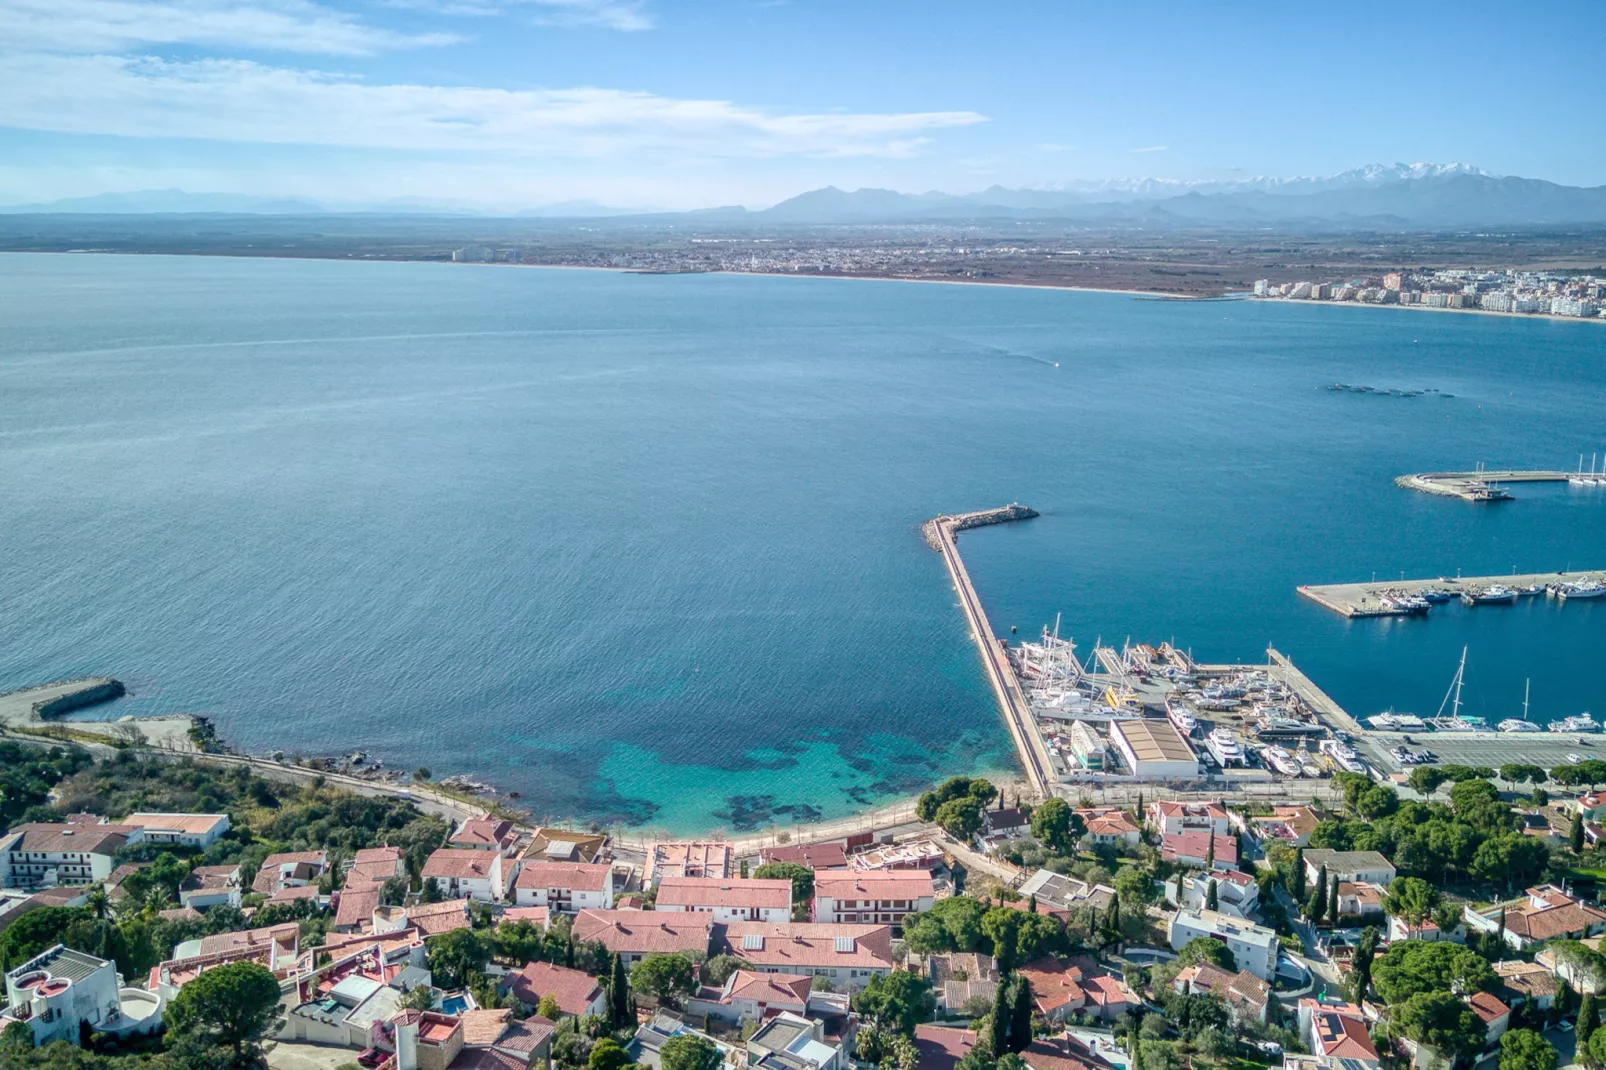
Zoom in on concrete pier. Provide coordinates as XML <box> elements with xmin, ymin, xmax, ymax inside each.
<box><xmin>927</xmin><ymin>506</ymin><xmax>1053</xmax><ymax>798</ymax></box>
<box><xmin>1396</xmin><ymin>470</ymin><xmax>1570</xmax><ymax>500</ymax></box>
<box><xmin>1298</xmin><ymin>568</ymin><xmax>1604</xmax><ymax>617</ymax></box>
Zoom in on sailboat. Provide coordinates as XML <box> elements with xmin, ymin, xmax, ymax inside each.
<box><xmin>1571</xmin><ymin>453</ymin><xmax>1603</xmax><ymax>487</ymax></box>
<box><xmin>1500</xmin><ymin>679</ymin><xmax>1541</xmax><ymax>732</ymax></box>
<box><xmin>1430</xmin><ymin>647</ymin><xmax>1484</xmax><ymax>730</ymax></box>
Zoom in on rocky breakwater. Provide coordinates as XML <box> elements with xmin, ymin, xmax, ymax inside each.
<box><xmin>33</xmin><ymin>678</ymin><xmax>126</xmax><ymax>718</ymax></box>
<box><xmin>923</xmin><ymin>502</ymin><xmax>1040</xmax><ymax>549</ymax></box>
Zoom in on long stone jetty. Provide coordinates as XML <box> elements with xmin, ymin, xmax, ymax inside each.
<box><xmin>926</xmin><ymin>505</ymin><xmax>1052</xmax><ymax>798</ymax></box>
<box><xmin>1396</xmin><ymin>469</ymin><xmax>1571</xmax><ymax>501</ymax></box>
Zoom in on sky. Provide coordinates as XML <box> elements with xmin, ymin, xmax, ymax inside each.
<box><xmin>1</xmin><ymin>0</ymin><xmax>1602</xmax><ymax>210</ymax></box>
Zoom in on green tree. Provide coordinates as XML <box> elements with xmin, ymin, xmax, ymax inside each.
<box><xmin>1574</xmin><ymin>813</ymin><xmax>1587</xmax><ymax>854</ymax></box>
<box><xmin>1372</xmin><ymin>940</ymin><xmax>1497</xmax><ymax>1005</ymax></box>
<box><xmin>1351</xmin><ymin>926</ymin><xmax>1380</xmax><ymax>1005</ymax></box>
<box><xmin>1357</xmin><ymin>786</ymin><xmax>1400</xmax><ymax>820</ymax></box>
<box><xmin>1175</xmin><ymin>937</ymin><xmax>1235</xmax><ymax>972</ymax></box>
<box><xmin>609</xmin><ymin>952</ymin><xmax>634</xmax><ymax>1027</ymax></box>
<box><xmin>659</xmin><ymin>1035</ymin><xmax>722</xmax><ymax>1070</ymax></box>
<box><xmin>1590</xmin><ymin>1028</ymin><xmax>1606</xmax><ymax>1069</ymax></box>
<box><xmin>631</xmin><ymin>954</ymin><xmax>697</xmax><ymax>1003</ymax></box>
<box><xmin>1008</xmin><ymin>975</ymin><xmax>1034</xmax><ymax>1055</ymax></box>
<box><xmin>589</xmin><ymin>1038</ymin><xmax>633</xmax><ymax>1070</ymax></box>
<box><xmin>752</xmin><ymin>862</ymin><xmax>814</xmax><ymax>905</ymax></box>
<box><xmin>853</xmin><ymin>970</ymin><xmax>935</xmax><ymax>1036</ymax></box>
<box><xmin>935</xmin><ymin>798</ymin><xmax>987</xmax><ymax>841</ymax></box>
<box><xmin>537</xmin><ymin>994</ymin><xmax>564</xmax><ymax>1020</ymax></box>
<box><xmin>166</xmin><ymin>960</ymin><xmax>283</xmax><ymax>1064</ymax></box>
<box><xmin>427</xmin><ymin>928</ymin><xmax>489</xmax><ymax>989</ymax></box>
<box><xmin>916</xmin><ymin>778</ymin><xmax>997</xmax><ymax>822</ymax></box>
<box><xmin>1409</xmin><ymin>767</ymin><xmax>1451</xmax><ymax>795</ymax></box>
<box><xmin>1499</xmin><ymin>1029</ymin><xmax>1558</xmax><ymax>1070</ymax></box>
<box><xmin>1113</xmin><ymin>866</ymin><xmax>1156</xmax><ymax>907</ymax></box>
<box><xmin>1030</xmin><ymin>799</ymin><xmax>1084</xmax><ymax>856</ymax></box>
<box><xmin>1291</xmin><ymin>847</ymin><xmax>1306</xmax><ymax>900</ymax></box>
<box><xmin>1472</xmin><ymin>835</ymin><xmax>1551</xmax><ymax>892</ymax></box>
<box><xmin>1327</xmin><ymin>875</ymin><xmax>1340</xmax><ymax>926</ymax></box>
<box><xmin>1392</xmin><ymin>991</ymin><xmax>1486</xmax><ymax>1062</ymax></box>
<box><xmin>1204</xmin><ymin>879</ymin><xmax>1218</xmax><ymax>912</ymax></box>
<box><xmin>1309</xmin><ymin>864</ymin><xmax>1328</xmax><ymax>922</ymax></box>
<box><xmin>1500</xmin><ymin>765</ymin><xmax>1549</xmax><ymax>786</ymax></box>
<box><xmin>903</xmin><ymin>895</ymin><xmax>988</xmax><ymax>955</ymax></box>
<box><xmin>1580</xmin><ymin>990</ymin><xmax>1599</xmax><ymax>1053</ymax></box>
<box><xmin>1384</xmin><ymin>877</ymin><xmax>1442</xmax><ymax>925</ymax></box>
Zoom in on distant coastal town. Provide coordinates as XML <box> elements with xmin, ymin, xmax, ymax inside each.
<box><xmin>1251</xmin><ymin>268</ymin><xmax>1605</xmax><ymax>318</ymax></box>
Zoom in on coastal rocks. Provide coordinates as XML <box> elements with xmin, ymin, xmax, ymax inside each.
<box><xmin>713</xmin><ymin>795</ymin><xmax>825</xmax><ymax>831</ymax></box>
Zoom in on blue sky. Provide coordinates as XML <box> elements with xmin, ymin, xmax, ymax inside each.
<box><xmin>2</xmin><ymin>0</ymin><xmax>1601</xmax><ymax>208</ymax></box>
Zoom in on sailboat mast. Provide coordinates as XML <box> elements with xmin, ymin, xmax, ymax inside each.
<box><xmin>1523</xmin><ymin>678</ymin><xmax>1531</xmax><ymax>721</ymax></box>
<box><xmin>1452</xmin><ymin>646</ymin><xmax>1466</xmax><ymax>720</ymax></box>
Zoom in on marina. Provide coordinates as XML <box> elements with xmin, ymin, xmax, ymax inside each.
<box><xmin>1297</xmin><ymin>569</ymin><xmax>1606</xmax><ymax>618</ymax></box>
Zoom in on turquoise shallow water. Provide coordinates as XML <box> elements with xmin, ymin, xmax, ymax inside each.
<box><xmin>1</xmin><ymin>254</ymin><xmax>1603</xmax><ymax>831</ymax></box>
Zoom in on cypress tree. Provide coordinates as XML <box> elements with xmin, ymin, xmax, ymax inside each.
<box><xmin>1205</xmin><ymin>879</ymin><xmax>1219</xmax><ymax>912</ymax></box>
<box><xmin>1580</xmin><ymin>990</ymin><xmax>1598</xmax><ymax>1051</ymax></box>
<box><xmin>1292</xmin><ymin>847</ymin><xmax>1306</xmax><ymax>899</ymax></box>
<box><xmin>1010</xmin><ymin>976</ymin><xmax>1035</xmax><ymax>1053</ymax></box>
<box><xmin>987</xmin><ymin>984</ymin><xmax>1012</xmax><ymax>1056</ymax></box>
<box><xmin>1574</xmin><ymin>812</ymin><xmax>1586</xmax><ymax>854</ymax></box>
<box><xmin>1029</xmin><ymin>895</ymin><xmax>1038</xmax><ymax>914</ymax></box>
<box><xmin>1109</xmin><ymin>892</ymin><xmax>1121</xmax><ymax>933</ymax></box>
<box><xmin>1351</xmin><ymin>927</ymin><xmax>1377</xmax><ymax>1005</ymax></box>
<box><xmin>1328</xmin><ymin>875</ymin><xmax>1341</xmax><ymax>926</ymax></box>
<box><xmin>1312</xmin><ymin>864</ymin><xmax>1329</xmax><ymax>922</ymax></box>
<box><xmin>609</xmin><ymin>952</ymin><xmax>631</xmax><ymax>1027</ymax></box>
<box><xmin>1131</xmin><ymin>1038</ymin><xmax>1143</xmax><ymax>1070</ymax></box>
<box><xmin>1205</xmin><ymin>831</ymin><xmax>1216</xmax><ymax>871</ymax></box>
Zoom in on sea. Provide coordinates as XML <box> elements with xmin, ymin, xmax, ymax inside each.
<box><xmin>2</xmin><ymin>253</ymin><xmax>1604</xmax><ymax>833</ymax></box>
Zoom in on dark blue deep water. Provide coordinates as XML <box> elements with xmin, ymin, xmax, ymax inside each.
<box><xmin>2</xmin><ymin>254</ymin><xmax>1603</xmax><ymax>831</ymax></box>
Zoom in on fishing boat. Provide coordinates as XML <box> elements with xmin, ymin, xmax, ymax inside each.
<box><xmin>1549</xmin><ymin>713</ymin><xmax>1602</xmax><ymax>734</ymax></box>
<box><xmin>1558</xmin><ymin>580</ymin><xmax>1606</xmax><ymax>601</ymax></box>
<box><xmin>1205</xmin><ymin>728</ymin><xmax>1246</xmax><ymax>767</ymax></box>
<box><xmin>1381</xmin><ymin>594</ymin><xmax>1431</xmax><ymax>615</ymax></box>
<box><xmin>1498</xmin><ymin>719</ymin><xmax>1541</xmax><ymax>733</ymax></box>
<box><xmin>1420</xmin><ymin>588</ymin><xmax>1457</xmax><ymax>603</ymax></box>
<box><xmin>1462</xmin><ymin>584</ymin><xmax>1516</xmax><ymax>605</ymax></box>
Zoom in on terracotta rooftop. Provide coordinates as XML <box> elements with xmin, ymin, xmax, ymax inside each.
<box><xmin>1160</xmin><ymin>830</ymin><xmax>1238</xmax><ymax>866</ymax></box>
<box><xmin>505</xmin><ymin>961</ymin><xmax>602</xmax><ymax>1017</ymax></box>
<box><xmin>1468</xmin><ymin>991</ymin><xmax>1510</xmax><ymax>1023</ymax></box>
<box><xmin>572</xmin><ymin>909</ymin><xmax>713</xmax><ymax>957</ymax></box>
<box><xmin>720</xmin><ymin>922</ymin><xmax>893</xmax><ymax>970</ymax></box>
<box><xmin>406</xmin><ymin>899</ymin><xmax>472</xmax><ymax>936</ymax></box>
<box><xmin>657</xmin><ymin>876</ymin><xmax>792</xmax><ymax>910</ymax></box>
<box><xmin>815</xmin><ymin>870</ymin><xmax>935</xmax><ymax>900</ymax></box>
<box><xmin>459</xmin><ymin>1008</ymin><xmax>512</xmax><ymax>1047</ymax></box>
<box><xmin>760</xmin><ymin>843</ymin><xmax>849</xmax><ymax>870</ymax></box>
<box><xmin>912</xmin><ymin>1026</ymin><xmax>978</xmax><ymax>1070</ymax></box>
<box><xmin>451</xmin><ymin>818</ymin><xmax>517</xmax><ymax>851</ymax></box>
<box><xmin>514</xmin><ymin>862</ymin><xmax>612</xmax><ymax>893</ymax></box>
<box><xmin>725</xmin><ymin>970</ymin><xmax>811</xmax><ymax>1006</ymax></box>
<box><xmin>423</xmin><ymin>849</ymin><xmax>498</xmax><ymax>881</ymax></box>
<box><xmin>122</xmin><ymin>813</ymin><xmax>228</xmax><ymax>836</ymax></box>
<box><xmin>5</xmin><ymin>823</ymin><xmax>132</xmax><ymax>855</ymax></box>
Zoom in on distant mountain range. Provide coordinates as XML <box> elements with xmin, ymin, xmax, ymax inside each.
<box><xmin>7</xmin><ymin>165</ymin><xmax>1606</xmax><ymax>227</ymax></box>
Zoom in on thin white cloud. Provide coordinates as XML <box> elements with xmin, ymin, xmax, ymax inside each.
<box><xmin>1129</xmin><ymin>145</ymin><xmax>1168</xmax><ymax>153</ymax></box>
<box><xmin>377</xmin><ymin>0</ymin><xmax>651</xmax><ymax>31</ymax></box>
<box><xmin>0</xmin><ymin>0</ymin><xmax>457</xmax><ymax>56</ymax></box>
<box><xmin>0</xmin><ymin>53</ymin><xmax>988</xmax><ymax>158</ymax></box>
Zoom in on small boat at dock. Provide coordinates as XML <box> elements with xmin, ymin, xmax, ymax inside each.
<box><xmin>1462</xmin><ymin>584</ymin><xmax>1517</xmax><ymax>605</ymax></box>
<box><xmin>1549</xmin><ymin>713</ymin><xmax>1602</xmax><ymax>734</ymax></box>
<box><xmin>1558</xmin><ymin>580</ymin><xmax>1606</xmax><ymax>601</ymax></box>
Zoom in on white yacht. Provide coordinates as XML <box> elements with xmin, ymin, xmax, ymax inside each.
<box><xmin>1498</xmin><ymin>719</ymin><xmax>1542</xmax><ymax>733</ymax></box>
<box><xmin>1261</xmin><ymin>745</ymin><xmax>1302</xmax><ymax>777</ymax></box>
<box><xmin>1319</xmin><ymin>738</ymin><xmax>1367</xmax><ymax>774</ymax></box>
<box><xmin>1559</xmin><ymin>580</ymin><xmax>1606</xmax><ymax>600</ymax></box>
<box><xmin>1550</xmin><ymin>713</ymin><xmax>1602</xmax><ymax>734</ymax></box>
<box><xmin>1205</xmin><ymin>728</ymin><xmax>1246</xmax><ymax>767</ymax></box>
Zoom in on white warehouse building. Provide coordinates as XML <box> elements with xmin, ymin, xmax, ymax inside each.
<box><xmin>1110</xmin><ymin>719</ymin><xmax>1200</xmax><ymax>779</ymax></box>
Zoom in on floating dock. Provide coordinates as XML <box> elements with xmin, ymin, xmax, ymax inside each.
<box><xmin>1396</xmin><ymin>470</ymin><xmax>1570</xmax><ymax>501</ymax></box>
<box><xmin>927</xmin><ymin>505</ymin><xmax>1053</xmax><ymax>798</ymax></box>
<box><xmin>1298</xmin><ymin>569</ymin><xmax>1604</xmax><ymax>618</ymax></box>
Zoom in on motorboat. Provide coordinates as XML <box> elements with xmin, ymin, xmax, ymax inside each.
<box><xmin>1319</xmin><ymin>738</ymin><xmax>1367</xmax><ymax>774</ymax></box>
<box><xmin>1206</xmin><ymin>728</ymin><xmax>1246</xmax><ymax>767</ymax></box>
<box><xmin>1498</xmin><ymin>719</ymin><xmax>1542</xmax><ymax>733</ymax></box>
<box><xmin>1462</xmin><ymin>584</ymin><xmax>1517</xmax><ymax>605</ymax></box>
<box><xmin>1165</xmin><ymin>697</ymin><xmax>1199</xmax><ymax>736</ymax></box>
<box><xmin>1559</xmin><ymin>581</ymin><xmax>1606</xmax><ymax>601</ymax></box>
<box><xmin>1550</xmin><ymin>713</ymin><xmax>1602</xmax><ymax>734</ymax></box>
<box><xmin>1261</xmin><ymin>746</ymin><xmax>1302</xmax><ymax>777</ymax></box>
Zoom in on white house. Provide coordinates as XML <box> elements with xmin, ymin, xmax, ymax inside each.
<box><xmin>421</xmin><ymin>849</ymin><xmax>510</xmax><ymax>903</ymax></box>
<box><xmin>1148</xmin><ymin>800</ymin><xmax>1230</xmax><ymax>838</ymax></box>
<box><xmin>813</xmin><ymin>871</ymin><xmax>934</xmax><ymax>929</ymax></box>
<box><xmin>3</xmin><ymin>945</ymin><xmax>162</xmax><ymax>1046</ymax></box>
<box><xmin>178</xmin><ymin>864</ymin><xmax>242</xmax><ymax>910</ymax></box>
<box><xmin>747</xmin><ymin>1011</ymin><xmax>845</xmax><ymax>1070</ymax></box>
<box><xmin>656</xmin><ymin>877</ymin><xmax>792</xmax><ymax>923</ymax></box>
<box><xmin>1165</xmin><ymin>869</ymin><xmax>1259</xmax><ymax>920</ymax></box>
<box><xmin>512</xmin><ymin>862</ymin><xmax>614</xmax><ymax>913</ymax></box>
<box><xmin>1470</xmin><ymin>885</ymin><xmax>1606</xmax><ymax>951</ymax></box>
<box><xmin>1168</xmin><ymin>909</ymin><xmax>1279</xmax><ymax>981</ymax></box>
<box><xmin>121</xmin><ymin>813</ymin><xmax>230</xmax><ymax>849</ymax></box>
<box><xmin>0</xmin><ymin>824</ymin><xmax>136</xmax><ymax>890</ymax></box>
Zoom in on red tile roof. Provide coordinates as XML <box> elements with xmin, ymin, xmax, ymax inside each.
<box><xmin>423</xmin><ymin>849</ymin><xmax>498</xmax><ymax>881</ymax></box>
<box><xmin>460</xmin><ymin>1009</ymin><xmax>512</xmax><ymax>1047</ymax></box>
<box><xmin>1468</xmin><ymin>991</ymin><xmax>1510</xmax><ymax>1024</ymax></box>
<box><xmin>406</xmin><ymin>900</ymin><xmax>472</xmax><ymax>936</ymax></box>
<box><xmin>1160</xmin><ymin>831</ymin><xmax>1237</xmax><ymax>867</ymax></box>
<box><xmin>913</xmin><ymin>1026</ymin><xmax>978</xmax><ymax>1070</ymax></box>
<box><xmin>815</xmin><ymin>871</ymin><xmax>935</xmax><ymax>901</ymax></box>
<box><xmin>335</xmin><ymin>883</ymin><xmax>382</xmax><ymax>928</ymax></box>
<box><xmin>725</xmin><ymin>970</ymin><xmax>811</xmax><ymax>1006</ymax></box>
<box><xmin>452</xmin><ymin>819</ymin><xmax>517</xmax><ymax>851</ymax></box>
<box><xmin>514</xmin><ymin>862</ymin><xmax>611</xmax><ymax>893</ymax></box>
<box><xmin>721</xmin><ymin>922</ymin><xmax>893</xmax><ymax>970</ymax></box>
<box><xmin>1309</xmin><ymin>1005</ymin><xmax>1378</xmax><ymax>1061</ymax></box>
<box><xmin>505</xmin><ymin>961</ymin><xmax>602</xmax><ymax>1017</ymax></box>
<box><xmin>1017</xmin><ymin>958</ymin><xmax>1086</xmax><ymax>1013</ymax></box>
<box><xmin>657</xmin><ymin>877</ymin><xmax>791</xmax><ymax>911</ymax></box>
<box><xmin>572</xmin><ymin>910</ymin><xmax>712</xmax><ymax>957</ymax></box>
<box><xmin>760</xmin><ymin>843</ymin><xmax>849</xmax><ymax>870</ymax></box>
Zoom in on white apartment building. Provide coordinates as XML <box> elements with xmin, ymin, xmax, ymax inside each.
<box><xmin>3</xmin><ymin>945</ymin><xmax>162</xmax><ymax>1046</ymax></box>
<box><xmin>655</xmin><ymin>877</ymin><xmax>792</xmax><ymax>923</ymax></box>
<box><xmin>812</xmin><ymin>871</ymin><xmax>935</xmax><ymax>929</ymax></box>
<box><xmin>1147</xmin><ymin>800</ymin><xmax>1230</xmax><ymax>838</ymax></box>
<box><xmin>0</xmin><ymin>825</ymin><xmax>137</xmax><ymax>890</ymax></box>
<box><xmin>120</xmin><ymin>813</ymin><xmax>230</xmax><ymax>849</ymax></box>
<box><xmin>1168</xmin><ymin>909</ymin><xmax>1279</xmax><ymax>981</ymax></box>
<box><xmin>512</xmin><ymin>862</ymin><xmax>614</xmax><ymax>913</ymax></box>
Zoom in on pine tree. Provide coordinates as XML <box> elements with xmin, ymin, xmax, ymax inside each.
<box><xmin>1580</xmin><ymin>990</ymin><xmax>1598</xmax><ymax>1052</ymax></box>
<box><xmin>1292</xmin><ymin>847</ymin><xmax>1306</xmax><ymax>900</ymax></box>
<box><xmin>1205</xmin><ymin>879</ymin><xmax>1219</xmax><ymax>912</ymax></box>
<box><xmin>1574</xmin><ymin>812</ymin><xmax>1586</xmax><ymax>854</ymax></box>
<box><xmin>1010</xmin><ymin>975</ymin><xmax>1034</xmax><ymax>1054</ymax></box>
<box><xmin>608</xmin><ymin>952</ymin><xmax>631</xmax><ymax>1028</ymax></box>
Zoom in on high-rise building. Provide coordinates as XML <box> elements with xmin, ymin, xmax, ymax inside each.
<box><xmin>1382</xmin><ymin>272</ymin><xmax>1404</xmax><ymax>291</ymax></box>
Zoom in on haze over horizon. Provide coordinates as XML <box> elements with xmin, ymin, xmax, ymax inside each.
<box><xmin>1</xmin><ymin>0</ymin><xmax>1601</xmax><ymax>211</ymax></box>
